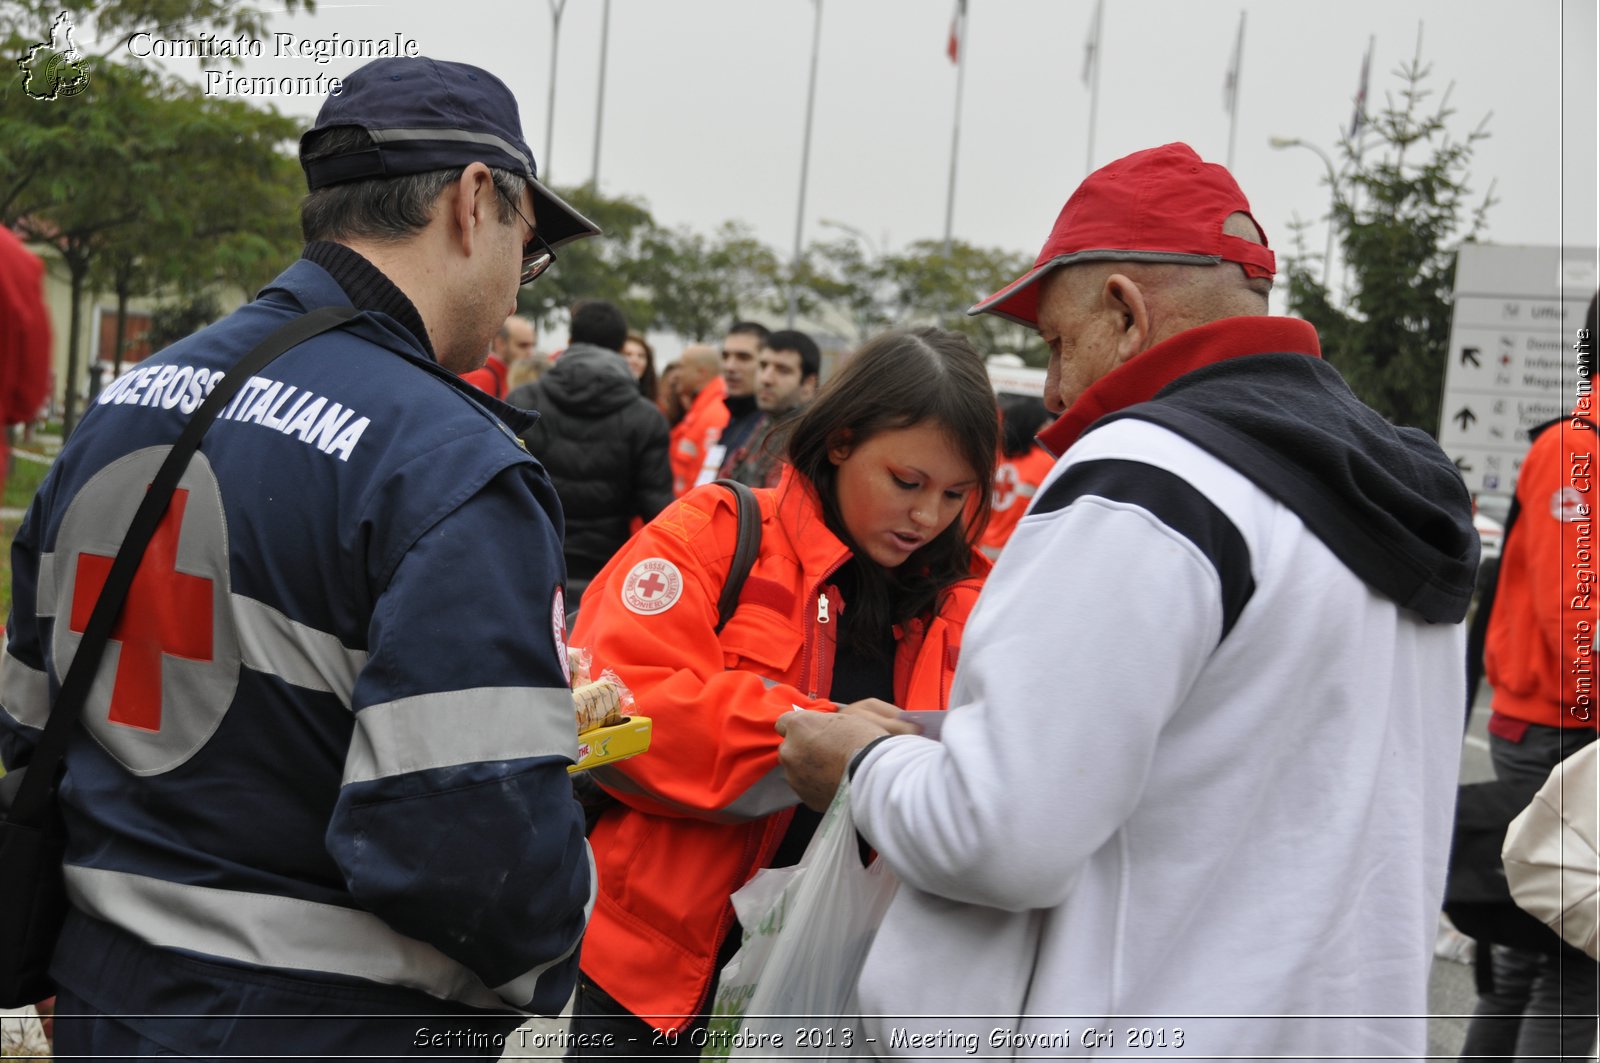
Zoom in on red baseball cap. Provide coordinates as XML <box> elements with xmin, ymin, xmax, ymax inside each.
<box><xmin>970</xmin><ymin>142</ymin><xmax>1275</xmax><ymax>329</ymax></box>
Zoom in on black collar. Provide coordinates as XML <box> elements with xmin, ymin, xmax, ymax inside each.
<box><xmin>301</xmin><ymin>241</ymin><xmax>435</xmax><ymax>360</ymax></box>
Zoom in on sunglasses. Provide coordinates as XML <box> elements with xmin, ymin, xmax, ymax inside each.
<box><xmin>504</xmin><ymin>196</ymin><xmax>556</xmax><ymax>285</ymax></box>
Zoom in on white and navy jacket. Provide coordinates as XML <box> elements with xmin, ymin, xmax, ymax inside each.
<box><xmin>849</xmin><ymin>347</ymin><xmax>1480</xmax><ymax>1059</ymax></box>
<box><xmin>1</xmin><ymin>254</ymin><xmax>592</xmax><ymax>1033</ymax></box>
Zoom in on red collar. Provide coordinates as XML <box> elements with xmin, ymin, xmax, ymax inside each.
<box><xmin>1037</xmin><ymin>315</ymin><xmax>1322</xmax><ymax>456</ymax></box>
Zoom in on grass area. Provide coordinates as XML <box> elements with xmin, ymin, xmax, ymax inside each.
<box><xmin>3</xmin><ymin>430</ymin><xmax>58</xmax><ymax>622</ymax></box>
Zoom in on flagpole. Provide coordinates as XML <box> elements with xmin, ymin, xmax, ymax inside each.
<box><xmin>942</xmin><ymin>0</ymin><xmax>967</xmax><ymax>258</ymax></box>
<box><xmin>1084</xmin><ymin>0</ymin><xmax>1103</xmax><ymax>175</ymax></box>
<box><xmin>1226</xmin><ymin>11</ymin><xmax>1245</xmax><ymax>171</ymax></box>
<box><xmin>590</xmin><ymin>0</ymin><xmax>611</xmax><ymax>189</ymax></box>
<box><xmin>788</xmin><ymin>0</ymin><xmax>823</xmax><ymax>328</ymax></box>
<box><xmin>1340</xmin><ymin>32</ymin><xmax>1378</xmax><ymax>307</ymax></box>
<box><xmin>544</xmin><ymin>0</ymin><xmax>567</xmax><ymax>180</ymax></box>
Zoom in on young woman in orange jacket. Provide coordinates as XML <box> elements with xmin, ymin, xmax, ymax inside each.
<box><xmin>567</xmin><ymin>328</ymin><xmax>999</xmax><ymax>1051</ymax></box>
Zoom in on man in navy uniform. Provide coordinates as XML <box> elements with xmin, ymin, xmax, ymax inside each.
<box><xmin>2</xmin><ymin>57</ymin><xmax>599</xmax><ymax>1057</ymax></box>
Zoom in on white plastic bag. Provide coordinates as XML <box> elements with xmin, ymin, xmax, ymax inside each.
<box><xmin>703</xmin><ymin>778</ymin><xmax>898</xmax><ymax>1060</ymax></box>
<box><xmin>1503</xmin><ymin>740</ymin><xmax>1600</xmax><ymax>959</ymax></box>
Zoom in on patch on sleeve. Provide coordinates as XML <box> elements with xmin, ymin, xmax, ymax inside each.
<box><xmin>552</xmin><ymin>587</ymin><xmax>571</xmax><ymax>683</ymax></box>
<box><xmin>653</xmin><ymin>500</ymin><xmax>712</xmax><ymax>544</ymax></box>
<box><xmin>1553</xmin><ymin>486</ymin><xmax>1590</xmax><ymax>523</ymax></box>
<box><xmin>621</xmin><ymin>558</ymin><xmax>684</xmax><ymax>616</ymax></box>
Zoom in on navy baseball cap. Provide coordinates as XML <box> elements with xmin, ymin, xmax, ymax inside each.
<box><xmin>300</xmin><ymin>57</ymin><xmax>600</xmax><ymax>250</ymax></box>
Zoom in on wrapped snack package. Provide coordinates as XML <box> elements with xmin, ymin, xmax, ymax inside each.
<box><xmin>569</xmin><ymin>646</ymin><xmax>630</xmax><ymax>730</ymax></box>
<box><xmin>568</xmin><ymin>653</ymin><xmax>650</xmax><ymax>774</ymax></box>
<box><xmin>568</xmin><ymin>646</ymin><xmax>593</xmax><ymax>688</ymax></box>
<box><xmin>573</xmin><ymin>667</ymin><xmax>635</xmax><ymax>735</ymax></box>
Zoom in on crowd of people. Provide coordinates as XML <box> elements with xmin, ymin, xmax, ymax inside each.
<box><xmin>1</xmin><ymin>51</ymin><xmax>1577</xmax><ymax>1063</ymax></box>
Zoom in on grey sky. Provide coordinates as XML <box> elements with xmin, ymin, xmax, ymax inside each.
<box><xmin>122</xmin><ymin>0</ymin><xmax>1596</xmax><ymax>302</ymax></box>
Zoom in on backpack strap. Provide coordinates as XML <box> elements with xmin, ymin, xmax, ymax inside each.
<box><xmin>5</xmin><ymin>306</ymin><xmax>360</xmax><ymax>828</ymax></box>
<box><xmin>711</xmin><ymin>479</ymin><xmax>761</xmax><ymax>634</ymax></box>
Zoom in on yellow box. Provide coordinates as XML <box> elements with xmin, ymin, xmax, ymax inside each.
<box><xmin>570</xmin><ymin>716</ymin><xmax>653</xmax><ymax>774</ymax></box>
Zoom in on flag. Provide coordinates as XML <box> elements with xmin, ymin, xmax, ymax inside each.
<box><xmin>1081</xmin><ymin>0</ymin><xmax>1102</xmax><ymax>86</ymax></box>
<box><xmin>1223</xmin><ymin>10</ymin><xmax>1243</xmax><ymax>114</ymax></box>
<box><xmin>947</xmin><ymin>0</ymin><xmax>965</xmax><ymax>64</ymax></box>
<box><xmin>1349</xmin><ymin>37</ymin><xmax>1372</xmax><ymax>137</ymax></box>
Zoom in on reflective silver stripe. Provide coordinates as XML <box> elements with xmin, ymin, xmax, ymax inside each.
<box><xmin>34</xmin><ymin>552</ymin><xmax>55</xmax><ymax>618</ymax></box>
<box><xmin>0</xmin><ymin>652</ymin><xmax>50</xmax><ymax>731</ymax></box>
<box><xmin>760</xmin><ymin>676</ymin><xmax>781</xmax><ymax>690</ymax></box>
<box><xmin>491</xmin><ymin>842</ymin><xmax>595</xmax><ymax>1006</ymax></box>
<box><xmin>344</xmin><ymin>686</ymin><xmax>578</xmax><ymax>786</ymax></box>
<box><xmin>368</xmin><ymin>127</ymin><xmax>532</xmax><ymax>170</ymax></box>
<box><xmin>722</xmin><ymin>765</ymin><xmax>801</xmax><ymax>820</ymax></box>
<box><xmin>233</xmin><ymin>594</ymin><xmax>366</xmax><ymax>707</ymax></box>
<box><xmin>63</xmin><ymin>864</ymin><xmax>505</xmax><ymax>1009</ymax></box>
<box><xmin>587</xmin><ymin>764</ymin><xmax>648</xmax><ymax>799</ymax></box>
<box><xmin>588</xmin><ymin>763</ymin><xmax>797</xmax><ymax>824</ymax></box>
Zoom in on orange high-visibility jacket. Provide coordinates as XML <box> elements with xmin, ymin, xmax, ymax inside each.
<box><xmin>570</xmin><ymin>471</ymin><xmax>989</xmax><ymax>1030</ymax></box>
<box><xmin>1487</xmin><ymin>413</ymin><xmax>1600</xmax><ymax>729</ymax></box>
<box><xmin>458</xmin><ymin>353</ymin><xmax>508</xmax><ymax>399</ymax></box>
<box><xmin>978</xmin><ymin>444</ymin><xmax>1057</xmax><ymax>559</ymax></box>
<box><xmin>668</xmin><ymin>376</ymin><xmax>729</xmax><ymax>496</ymax></box>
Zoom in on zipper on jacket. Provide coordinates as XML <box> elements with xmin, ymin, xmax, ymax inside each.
<box><xmin>800</xmin><ymin>564</ymin><xmax>845</xmax><ymax>700</ymax></box>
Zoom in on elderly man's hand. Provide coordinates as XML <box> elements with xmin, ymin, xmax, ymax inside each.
<box><xmin>776</xmin><ymin>699</ymin><xmax>917</xmax><ymax>811</ymax></box>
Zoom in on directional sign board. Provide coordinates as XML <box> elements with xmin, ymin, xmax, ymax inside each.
<box><xmin>1438</xmin><ymin>243</ymin><xmax>1597</xmax><ymax>499</ymax></box>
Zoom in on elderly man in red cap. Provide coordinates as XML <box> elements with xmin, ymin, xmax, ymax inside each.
<box><xmin>778</xmin><ymin>143</ymin><xmax>1477</xmax><ymax>1057</ymax></box>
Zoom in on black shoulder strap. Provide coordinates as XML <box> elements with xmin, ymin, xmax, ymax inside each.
<box><xmin>1464</xmin><ymin>414</ymin><xmax>1597</xmax><ymax>722</ymax></box>
<box><xmin>6</xmin><ymin>306</ymin><xmax>359</xmax><ymax>827</ymax></box>
<box><xmin>711</xmin><ymin>479</ymin><xmax>762</xmax><ymax>634</ymax></box>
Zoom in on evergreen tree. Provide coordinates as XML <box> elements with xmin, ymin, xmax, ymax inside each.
<box><xmin>1285</xmin><ymin>37</ymin><xmax>1496</xmax><ymax>434</ymax></box>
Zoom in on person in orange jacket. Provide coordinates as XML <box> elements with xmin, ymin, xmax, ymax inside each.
<box><xmin>1462</xmin><ymin>291</ymin><xmax>1600</xmax><ymax>1060</ymax></box>
<box><xmin>978</xmin><ymin>392</ymin><xmax>1056</xmax><ymax>560</ymax></box>
<box><xmin>567</xmin><ymin>327</ymin><xmax>999</xmax><ymax>1049</ymax></box>
<box><xmin>666</xmin><ymin>344</ymin><xmax>729</xmax><ymax>496</ymax></box>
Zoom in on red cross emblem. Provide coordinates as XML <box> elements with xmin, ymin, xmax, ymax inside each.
<box><xmin>621</xmin><ymin>557</ymin><xmax>683</xmax><ymax>616</ymax></box>
<box><xmin>68</xmin><ymin>489</ymin><xmax>214</xmax><ymax>732</ymax></box>
<box><xmin>992</xmin><ymin>463</ymin><xmax>1022</xmax><ymax>511</ymax></box>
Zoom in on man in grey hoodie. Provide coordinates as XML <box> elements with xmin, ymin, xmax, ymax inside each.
<box><xmin>508</xmin><ymin>299</ymin><xmax>672</xmax><ymax>604</ymax></box>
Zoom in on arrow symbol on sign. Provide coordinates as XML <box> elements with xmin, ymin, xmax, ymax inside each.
<box><xmin>1454</xmin><ymin>407</ymin><xmax>1477</xmax><ymax>432</ymax></box>
<box><xmin>1454</xmin><ymin>457</ymin><xmax>1474</xmax><ymax>474</ymax></box>
<box><xmin>1461</xmin><ymin>347</ymin><xmax>1481</xmax><ymax>368</ymax></box>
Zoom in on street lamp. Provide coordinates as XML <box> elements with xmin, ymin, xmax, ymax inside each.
<box><xmin>819</xmin><ymin>218</ymin><xmax>883</xmax><ymax>260</ymax></box>
<box><xmin>818</xmin><ymin>219</ymin><xmax>891</xmax><ymax>343</ymax></box>
<box><xmin>787</xmin><ymin>0</ymin><xmax>824</xmax><ymax>329</ymax></box>
<box><xmin>1268</xmin><ymin>135</ymin><xmax>1339</xmax><ymax>291</ymax></box>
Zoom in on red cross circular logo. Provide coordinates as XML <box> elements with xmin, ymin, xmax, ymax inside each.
<box><xmin>552</xmin><ymin>587</ymin><xmax>571</xmax><ymax>684</ymax></box>
<box><xmin>621</xmin><ymin>557</ymin><xmax>683</xmax><ymax>616</ymax></box>
<box><xmin>1553</xmin><ymin>486</ymin><xmax>1590</xmax><ymax>523</ymax></box>
<box><xmin>51</xmin><ymin>448</ymin><xmax>240</xmax><ymax>775</ymax></box>
<box><xmin>992</xmin><ymin>462</ymin><xmax>1023</xmax><ymax>512</ymax></box>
